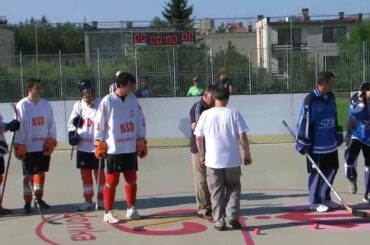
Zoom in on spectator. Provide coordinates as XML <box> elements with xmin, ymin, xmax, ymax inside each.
<box><xmin>135</xmin><ymin>79</ymin><xmax>153</xmax><ymax>98</ymax></box>
<box><xmin>187</xmin><ymin>77</ymin><xmax>204</xmax><ymax>96</ymax></box>
<box><xmin>214</xmin><ymin>67</ymin><xmax>233</xmax><ymax>94</ymax></box>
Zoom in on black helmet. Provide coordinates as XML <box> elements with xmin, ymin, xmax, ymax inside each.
<box><xmin>78</xmin><ymin>79</ymin><xmax>92</xmax><ymax>92</ymax></box>
<box><xmin>359</xmin><ymin>82</ymin><xmax>370</xmax><ymax>92</ymax></box>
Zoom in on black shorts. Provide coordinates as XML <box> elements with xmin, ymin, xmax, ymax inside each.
<box><xmin>22</xmin><ymin>152</ymin><xmax>51</xmax><ymax>175</ymax></box>
<box><xmin>347</xmin><ymin>138</ymin><xmax>370</xmax><ymax>167</ymax></box>
<box><xmin>106</xmin><ymin>153</ymin><xmax>138</xmax><ymax>173</ymax></box>
<box><xmin>77</xmin><ymin>151</ymin><xmax>104</xmax><ymax>169</ymax></box>
<box><xmin>0</xmin><ymin>156</ymin><xmax>4</xmax><ymax>175</ymax></box>
<box><xmin>307</xmin><ymin>150</ymin><xmax>339</xmax><ymax>173</ymax></box>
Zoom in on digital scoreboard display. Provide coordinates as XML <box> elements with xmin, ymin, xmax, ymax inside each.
<box><xmin>133</xmin><ymin>31</ymin><xmax>196</xmax><ymax>47</ymax></box>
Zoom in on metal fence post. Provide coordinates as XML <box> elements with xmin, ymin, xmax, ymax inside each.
<box><xmin>97</xmin><ymin>49</ymin><xmax>101</xmax><ymax>97</ymax></box>
<box><xmin>134</xmin><ymin>48</ymin><xmax>139</xmax><ymax>90</ymax></box>
<box><xmin>363</xmin><ymin>41</ymin><xmax>366</xmax><ymax>82</ymax></box>
<box><xmin>35</xmin><ymin>23</ymin><xmax>39</xmax><ymax>77</ymax></box>
<box><xmin>248</xmin><ymin>47</ymin><xmax>252</xmax><ymax>94</ymax></box>
<box><xmin>59</xmin><ymin>50</ymin><xmax>63</xmax><ymax>99</ymax></box>
<box><xmin>172</xmin><ymin>47</ymin><xmax>176</xmax><ymax>96</ymax></box>
<box><xmin>20</xmin><ymin>51</ymin><xmax>24</xmax><ymax>96</ymax></box>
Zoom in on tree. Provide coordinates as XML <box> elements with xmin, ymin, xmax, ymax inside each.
<box><xmin>162</xmin><ymin>0</ymin><xmax>194</xmax><ymax>30</ymax></box>
<box><xmin>337</xmin><ymin>20</ymin><xmax>370</xmax><ymax>91</ymax></box>
<box><xmin>150</xmin><ymin>17</ymin><xmax>169</xmax><ymax>29</ymax></box>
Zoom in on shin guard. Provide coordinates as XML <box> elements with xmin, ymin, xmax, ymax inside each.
<box><xmin>33</xmin><ymin>172</ymin><xmax>45</xmax><ymax>200</ymax></box>
<box><xmin>123</xmin><ymin>171</ymin><xmax>137</xmax><ymax>207</ymax></box>
<box><xmin>103</xmin><ymin>173</ymin><xmax>119</xmax><ymax>210</ymax></box>
<box><xmin>23</xmin><ymin>176</ymin><xmax>33</xmax><ymax>203</ymax></box>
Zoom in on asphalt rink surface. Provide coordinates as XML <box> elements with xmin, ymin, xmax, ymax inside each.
<box><xmin>1</xmin><ymin>144</ymin><xmax>369</xmax><ymax>245</ymax></box>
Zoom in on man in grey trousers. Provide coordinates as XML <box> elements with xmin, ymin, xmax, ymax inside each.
<box><xmin>194</xmin><ymin>86</ymin><xmax>252</xmax><ymax>231</ymax></box>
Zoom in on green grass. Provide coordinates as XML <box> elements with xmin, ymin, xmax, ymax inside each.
<box><xmin>336</xmin><ymin>97</ymin><xmax>349</xmax><ymax>129</ymax></box>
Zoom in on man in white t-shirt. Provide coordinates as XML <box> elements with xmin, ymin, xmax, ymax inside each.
<box><xmin>194</xmin><ymin>86</ymin><xmax>252</xmax><ymax>231</ymax></box>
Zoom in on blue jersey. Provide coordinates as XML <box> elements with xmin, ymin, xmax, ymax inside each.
<box><xmin>348</xmin><ymin>92</ymin><xmax>370</xmax><ymax>145</ymax></box>
<box><xmin>296</xmin><ymin>88</ymin><xmax>339</xmax><ymax>154</ymax></box>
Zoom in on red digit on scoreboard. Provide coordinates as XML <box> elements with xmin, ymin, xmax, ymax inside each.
<box><xmin>150</xmin><ymin>35</ymin><xmax>157</xmax><ymax>45</ymax></box>
<box><xmin>166</xmin><ymin>35</ymin><xmax>172</xmax><ymax>44</ymax></box>
<box><xmin>134</xmin><ymin>33</ymin><xmax>146</xmax><ymax>43</ymax></box>
<box><xmin>172</xmin><ymin>35</ymin><xmax>178</xmax><ymax>44</ymax></box>
<box><xmin>157</xmin><ymin>35</ymin><xmax>163</xmax><ymax>45</ymax></box>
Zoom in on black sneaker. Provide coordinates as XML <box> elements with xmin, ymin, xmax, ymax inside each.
<box><xmin>214</xmin><ymin>225</ymin><xmax>226</xmax><ymax>231</ymax></box>
<box><xmin>24</xmin><ymin>204</ymin><xmax>32</xmax><ymax>214</ymax></box>
<box><xmin>229</xmin><ymin>219</ymin><xmax>242</xmax><ymax>230</ymax></box>
<box><xmin>36</xmin><ymin>199</ymin><xmax>51</xmax><ymax>209</ymax></box>
<box><xmin>0</xmin><ymin>207</ymin><xmax>12</xmax><ymax>215</ymax></box>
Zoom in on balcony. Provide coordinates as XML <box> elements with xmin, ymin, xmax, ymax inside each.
<box><xmin>272</xmin><ymin>42</ymin><xmax>308</xmax><ymax>53</ymax></box>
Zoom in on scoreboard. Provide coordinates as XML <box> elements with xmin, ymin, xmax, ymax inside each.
<box><xmin>132</xmin><ymin>31</ymin><xmax>196</xmax><ymax>47</ymax></box>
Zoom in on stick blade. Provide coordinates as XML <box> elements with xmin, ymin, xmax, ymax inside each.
<box><xmin>351</xmin><ymin>209</ymin><xmax>368</xmax><ymax>218</ymax></box>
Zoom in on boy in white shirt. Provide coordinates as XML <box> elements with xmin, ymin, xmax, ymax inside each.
<box><xmin>14</xmin><ymin>79</ymin><xmax>57</xmax><ymax>214</ymax></box>
<box><xmin>194</xmin><ymin>87</ymin><xmax>252</xmax><ymax>231</ymax></box>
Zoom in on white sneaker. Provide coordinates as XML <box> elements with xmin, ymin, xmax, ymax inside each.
<box><xmin>323</xmin><ymin>200</ymin><xmax>340</xmax><ymax>209</ymax></box>
<box><xmin>97</xmin><ymin>199</ymin><xmax>104</xmax><ymax>210</ymax></box>
<box><xmin>309</xmin><ymin>204</ymin><xmax>329</xmax><ymax>212</ymax></box>
<box><xmin>103</xmin><ymin>210</ymin><xmax>119</xmax><ymax>224</ymax></box>
<box><xmin>78</xmin><ymin>201</ymin><xmax>94</xmax><ymax>211</ymax></box>
<box><xmin>363</xmin><ymin>195</ymin><xmax>370</xmax><ymax>203</ymax></box>
<box><xmin>126</xmin><ymin>206</ymin><xmax>141</xmax><ymax>220</ymax></box>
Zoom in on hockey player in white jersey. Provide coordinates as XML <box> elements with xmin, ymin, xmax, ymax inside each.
<box><xmin>67</xmin><ymin>79</ymin><xmax>105</xmax><ymax>211</ymax></box>
<box><xmin>0</xmin><ymin>115</ymin><xmax>20</xmax><ymax>215</ymax></box>
<box><xmin>95</xmin><ymin>72</ymin><xmax>147</xmax><ymax>224</ymax></box>
<box><xmin>14</xmin><ymin>79</ymin><xmax>57</xmax><ymax>214</ymax></box>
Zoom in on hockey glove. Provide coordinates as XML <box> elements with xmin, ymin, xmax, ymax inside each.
<box><xmin>295</xmin><ymin>138</ymin><xmax>311</xmax><ymax>155</ymax></box>
<box><xmin>94</xmin><ymin>140</ymin><xmax>107</xmax><ymax>159</ymax></box>
<box><xmin>336</xmin><ymin>126</ymin><xmax>344</xmax><ymax>147</ymax></box>
<box><xmin>5</xmin><ymin>119</ymin><xmax>20</xmax><ymax>132</ymax></box>
<box><xmin>0</xmin><ymin>141</ymin><xmax>9</xmax><ymax>155</ymax></box>
<box><xmin>136</xmin><ymin>138</ymin><xmax>148</xmax><ymax>158</ymax></box>
<box><xmin>43</xmin><ymin>138</ymin><xmax>57</xmax><ymax>156</ymax></box>
<box><xmin>72</xmin><ymin>116</ymin><xmax>84</xmax><ymax>128</ymax></box>
<box><xmin>14</xmin><ymin>144</ymin><xmax>26</xmax><ymax>160</ymax></box>
<box><xmin>68</xmin><ymin>131</ymin><xmax>79</xmax><ymax>146</ymax></box>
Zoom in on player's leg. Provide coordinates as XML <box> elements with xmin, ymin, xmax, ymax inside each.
<box><xmin>123</xmin><ymin>170</ymin><xmax>140</xmax><ymax>219</ymax></box>
<box><xmin>79</xmin><ymin>168</ymin><xmax>94</xmax><ymax>211</ymax></box>
<box><xmin>224</xmin><ymin>166</ymin><xmax>242</xmax><ymax>229</ymax></box>
<box><xmin>344</xmin><ymin>139</ymin><xmax>361</xmax><ymax>193</ymax></box>
<box><xmin>22</xmin><ymin>156</ymin><xmax>34</xmax><ymax>214</ymax></box>
<box><xmin>103</xmin><ymin>154</ymin><xmax>119</xmax><ymax>223</ymax></box>
<box><xmin>0</xmin><ymin>156</ymin><xmax>11</xmax><ymax>215</ymax></box>
<box><xmin>34</xmin><ymin>153</ymin><xmax>51</xmax><ymax>209</ymax></box>
<box><xmin>361</xmin><ymin>144</ymin><xmax>370</xmax><ymax>203</ymax></box>
<box><xmin>92</xmin><ymin>153</ymin><xmax>105</xmax><ymax>209</ymax></box>
<box><xmin>307</xmin><ymin>154</ymin><xmax>328</xmax><ymax>212</ymax></box>
<box><xmin>191</xmin><ymin>153</ymin><xmax>211</xmax><ymax>218</ymax></box>
<box><xmin>207</xmin><ymin>167</ymin><xmax>226</xmax><ymax>231</ymax></box>
<box><xmin>318</xmin><ymin>151</ymin><xmax>340</xmax><ymax>209</ymax></box>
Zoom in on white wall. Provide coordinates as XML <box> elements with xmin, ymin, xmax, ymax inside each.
<box><xmin>0</xmin><ymin>94</ymin><xmax>306</xmax><ymax>144</ymax></box>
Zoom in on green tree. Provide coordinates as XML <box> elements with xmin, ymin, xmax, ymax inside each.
<box><xmin>337</xmin><ymin>20</ymin><xmax>370</xmax><ymax>91</ymax></box>
<box><xmin>150</xmin><ymin>17</ymin><xmax>169</xmax><ymax>29</ymax></box>
<box><xmin>162</xmin><ymin>0</ymin><xmax>194</xmax><ymax>30</ymax></box>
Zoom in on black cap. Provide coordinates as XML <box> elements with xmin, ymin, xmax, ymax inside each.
<box><xmin>78</xmin><ymin>79</ymin><xmax>92</xmax><ymax>92</ymax></box>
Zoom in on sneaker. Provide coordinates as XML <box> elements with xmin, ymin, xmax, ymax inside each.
<box><xmin>349</xmin><ymin>179</ymin><xmax>358</xmax><ymax>194</ymax></box>
<box><xmin>323</xmin><ymin>200</ymin><xmax>340</xmax><ymax>209</ymax></box>
<box><xmin>0</xmin><ymin>207</ymin><xmax>12</xmax><ymax>215</ymax></box>
<box><xmin>36</xmin><ymin>199</ymin><xmax>51</xmax><ymax>209</ymax></box>
<box><xmin>97</xmin><ymin>199</ymin><xmax>104</xmax><ymax>210</ymax></box>
<box><xmin>309</xmin><ymin>204</ymin><xmax>329</xmax><ymax>213</ymax></box>
<box><xmin>197</xmin><ymin>209</ymin><xmax>212</xmax><ymax>219</ymax></box>
<box><xmin>126</xmin><ymin>206</ymin><xmax>141</xmax><ymax>220</ymax></box>
<box><xmin>363</xmin><ymin>195</ymin><xmax>370</xmax><ymax>203</ymax></box>
<box><xmin>24</xmin><ymin>203</ymin><xmax>32</xmax><ymax>214</ymax></box>
<box><xmin>214</xmin><ymin>224</ymin><xmax>226</xmax><ymax>231</ymax></box>
<box><xmin>103</xmin><ymin>210</ymin><xmax>119</xmax><ymax>224</ymax></box>
<box><xmin>78</xmin><ymin>200</ymin><xmax>94</xmax><ymax>211</ymax></box>
<box><xmin>229</xmin><ymin>219</ymin><xmax>242</xmax><ymax>230</ymax></box>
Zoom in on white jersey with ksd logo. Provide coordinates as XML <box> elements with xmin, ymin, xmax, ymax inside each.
<box><xmin>14</xmin><ymin>97</ymin><xmax>57</xmax><ymax>152</ymax></box>
<box><xmin>94</xmin><ymin>92</ymin><xmax>146</xmax><ymax>154</ymax></box>
<box><xmin>68</xmin><ymin>98</ymin><xmax>101</xmax><ymax>153</ymax></box>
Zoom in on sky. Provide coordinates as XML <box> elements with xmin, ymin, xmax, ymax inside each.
<box><xmin>1</xmin><ymin>0</ymin><xmax>369</xmax><ymax>24</ymax></box>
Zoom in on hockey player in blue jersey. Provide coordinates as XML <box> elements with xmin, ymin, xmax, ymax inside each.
<box><xmin>296</xmin><ymin>71</ymin><xmax>344</xmax><ymax>212</ymax></box>
<box><xmin>344</xmin><ymin>82</ymin><xmax>370</xmax><ymax>203</ymax></box>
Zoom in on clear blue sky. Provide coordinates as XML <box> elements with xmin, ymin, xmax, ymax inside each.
<box><xmin>2</xmin><ymin>0</ymin><xmax>369</xmax><ymax>24</ymax></box>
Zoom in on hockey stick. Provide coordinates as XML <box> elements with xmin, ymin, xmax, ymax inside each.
<box><xmin>282</xmin><ymin>120</ymin><xmax>368</xmax><ymax>218</ymax></box>
<box><xmin>70</xmin><ymin>101</ymin><xmax>83</xmax><ymax>160</ymax></box>
<box><xmin>95</xmin><ymin>156</ymin><xmax>104</xmax><ymax>211</ymax></box>
<box><xmin>0</xmin><ymin>103</ymin><xmax>17</xmax><ymax>208</ymax></box>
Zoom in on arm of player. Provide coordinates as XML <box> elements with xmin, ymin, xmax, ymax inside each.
<box><xmin>94</xmin><ymin>100</ymin><xmax>108</xmax><ymax>141</ymax></box>
<box><xmin>67</xmin><ymin>101</ymin><xmax>82</xmax><ymax>131</ymax></box>
<box><xmin>13</xmin><ymin>103</ymin><xmax>26</xmax><ymax>145</ymax></box>
<box><xmin>239</xmin><ymin>133</ymin><xmax>252</xmax><ymax>165</ymax></box>
<box><xmin>195</xmin><ymin>136</ymin><xmax>205</xmax><ymax>164</ymax></box>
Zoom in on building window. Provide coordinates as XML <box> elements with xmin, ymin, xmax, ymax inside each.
<box><xmin>323</xmin><ymin>26</ymin><xmax>346</xmax><ymax>43</ymax></box>
<box><xmin>323</xmin><ymin>56</ymin><xmax>338</xmax><ymax>71</ymax></box>
<box><xmin>277</xmin><ymin>28</ymin><xmax>301</xmax><ymax>45</ymax></box>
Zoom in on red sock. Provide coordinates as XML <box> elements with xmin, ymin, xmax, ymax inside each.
<box><xmin>104</xmin><ymin>173</ymin><xmax>119</xmax><ymax>210</ymax></box>
<box><xmin>94</xmin><ymin>169</ymin><xmax>106</xmax><ymax>200</ymax></box>
<box><xmin>81</xmin><ymin>169</ymin><xmax>93</xmax><ymax>201</ymax></box>
<box><xmin>123</xmin><ymin>170</ymin><xmax>137</xmax><ymax>207</ymax></box>
<box><xmin>34</xmin><ymin>172</ymin><xmax>45</xmax><ymax>200</ymax></box>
